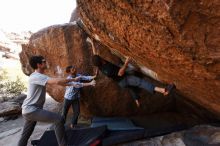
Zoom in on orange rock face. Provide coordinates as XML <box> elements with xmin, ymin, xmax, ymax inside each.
<box><xmin>77</xmin><ymin>0</ymin><xmax>220</xmax><ymax>116</ymax></box>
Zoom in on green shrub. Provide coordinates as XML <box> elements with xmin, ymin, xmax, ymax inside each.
<box><xmin>5</xmin><ymin>77</ymin><xmax>26</xmax><ymax>94</ymax></box>
<box><xmin>0</xmin><ymin>69</ymin><xmax>26</xmax><ymax>98</ymax></box>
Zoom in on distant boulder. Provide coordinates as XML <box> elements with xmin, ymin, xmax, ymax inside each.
<box><xmin>0</xmin><ymin>101</ymin><xmax>21</xmax><ymax>117</ymax></box>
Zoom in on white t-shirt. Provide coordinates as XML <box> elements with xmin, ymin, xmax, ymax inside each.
<box><xmin>22</xmin><ymin>72</ymin><xmax>50</xmax><ymax>114</ymax></box>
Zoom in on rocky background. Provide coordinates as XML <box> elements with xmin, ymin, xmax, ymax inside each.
<box><xmin>1</xmin><ymin>0</ymin><xmax>220</xmax><ymax>146</ymax></box>
<box><xmin>0</xmin><ymin>29</ymin><xmax>31</xmax><ymax>59</ymax></box>
<box><xmin>20</xmin><ymin>0</ymin><xmax>219</xmax><ymax>118</ymax></box>
<box><xmin>0</xmin><ymin>30</ymin><xmax>31</xmax><ymax>118</ymax></box>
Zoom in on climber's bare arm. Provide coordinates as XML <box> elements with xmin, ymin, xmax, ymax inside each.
<box><xmin>87</xmin><ymin>37</ymin><xmax>98</xmax><ymax>55</ymax></box>
<box><xmin>118</xmin><ymin>57</ymin><xmax>130</xmax><ymax>76</ymax></box>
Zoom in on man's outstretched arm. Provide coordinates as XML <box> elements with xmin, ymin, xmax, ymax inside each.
<box><xmin>46</xmin><ymin>77</ymin><xmax>80</xmax><ymax>86</ymax></box>
<box><xmin>68</xmin><ymin>80</ymin><xmax>96</xmax><ymax>88</ymax></box>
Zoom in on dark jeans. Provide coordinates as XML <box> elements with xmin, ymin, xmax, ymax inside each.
<box><xmin>17</xmin><ymin>109</ymin><xmax>66</xmax><ymax>146</ymax></box>
<box><xmin>62</xmin><ymin>98</ymin><xmax>80</xmax><ymax>126</ymax></box>
<box><xmin>118</xmin><ymin>75</ymin><xmax>155</xmax><ymax>100</ymax></box>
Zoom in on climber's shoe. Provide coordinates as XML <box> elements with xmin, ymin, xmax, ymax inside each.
<box><xmin>164</xmin><ymin>83</ymin><xmax>176</xmax><ymax>96</ymax></box>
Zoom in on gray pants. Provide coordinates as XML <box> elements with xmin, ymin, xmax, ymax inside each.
<box><xmin>17</xmin><ymin>109</ymin><xmax>66</xmax><ymax>146</ymax></box>
<box><xmin>118</xmin><ymin>75</ymin><xmax>155</xmax><ymax>99</ymax></box>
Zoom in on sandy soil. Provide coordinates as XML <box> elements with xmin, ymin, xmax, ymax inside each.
<box><xmin>0</xmin><ymin>95</ymin><xmax>64</xmax><ymax>146</ymax></box>
<box><xmin>0</xmin><ymin>116</ymin><xmax>51</xmax><ymax>146</ymax></box>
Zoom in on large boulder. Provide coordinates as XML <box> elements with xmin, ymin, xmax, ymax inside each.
<box><xmin>76</xmin><ymin>0</ymin><xmax>220</xmax><ymax>117</ymax></box>
<box><xmin>20</xmin><ymin>23</ymin><xmax>173</xmax><ymax>116</ymax></box>
<box><xmin>0</xmin><ymin>102</ymin><xmax>21</xmax><ymax>117</ymax></box>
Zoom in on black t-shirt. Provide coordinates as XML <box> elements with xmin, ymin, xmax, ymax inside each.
<box><xmin>98</xmin><ymin>60</ymin><xmax>124</xmax><ymax>82</ymax></box>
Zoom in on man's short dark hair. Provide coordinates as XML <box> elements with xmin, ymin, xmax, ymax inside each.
<box><xmin>29</xmin><ymin>55</ymin><xmax>45</xmax><ymax>69</ymax></box>
<box><xmin>65</xmin><ymin>65</ymin><xmax>75</xmax><ymax>73</ymax></box>
<box><xmin>92</xmin><ymin>55</ymin><xmax>102</xmax><ymax>67</ymax></box>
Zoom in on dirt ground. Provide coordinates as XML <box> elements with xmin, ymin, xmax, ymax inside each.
<box><xmin>0</xmin><ymin>116</ymin><xmax>51</xmax><ymax>146</ymax></box>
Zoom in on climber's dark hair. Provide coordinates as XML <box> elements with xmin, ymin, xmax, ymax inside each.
<box><xmin>29</xmin><ymin>55</ymin><xmax>45</xmax><ymax>69</ymax></box>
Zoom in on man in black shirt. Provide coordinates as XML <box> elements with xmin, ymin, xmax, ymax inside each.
<box><xmin>88</xmin><ymin>38</ymin><xmax>175</xmax><ymax>107</ymax></box>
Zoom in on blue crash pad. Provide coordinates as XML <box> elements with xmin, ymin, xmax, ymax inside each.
<box><xmin>91</xmin><ymin>117</ymin><xmax>144</xmax><ymax>131</ymax></box>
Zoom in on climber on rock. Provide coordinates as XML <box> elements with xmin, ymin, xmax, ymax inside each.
<box><xmin>87</xmin><ymin>37</ymin><xmax>175</xmax><ymax>107</ymax></box>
